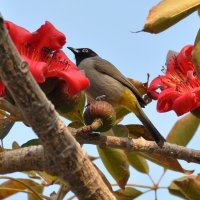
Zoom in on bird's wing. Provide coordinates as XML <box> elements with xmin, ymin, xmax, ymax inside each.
<box><xmin>93</xmin><ymin>58</ymin><xmax>146</xmax><ymax>107</ymax></box>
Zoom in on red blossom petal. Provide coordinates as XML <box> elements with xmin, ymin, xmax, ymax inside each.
<box><xmin>5</xmin><ymin>21</ymin><xmax>31</xmax><ymax>51</ymax></box>
<box><xmin>45</xmin><ymin>50</ymin><xmax>77</xmax><ymax>78</ymax></box>
<box><xmin>28</xmin><ymin>21</ymin><xmax>66</xmax><ymax>51</ymax></box>
<box><xmin>176</xmin><ymin>45</ymin><xmax>194</xmax><ymax>74</ymax></box>
<box><xmin>147</xmin><ymin>76</ymin><xmax>164</xmax><ymax>99</ymax></box>
<box><xmin>5</xmin><ymin>21</ymin><xmax>89</xmax><ymax>96</ymax></box>
<box><xmin>157</xmin><ymin>88</ymin><xmax>180</xmax><ymax>113</ymax></box>
<box><xmin>172</xmin><ymin>92</ymin><xmax>200</xmax><ymax>116</ymax></box>
<box><xmin>44</xmin><ymin>50</ymin><xmax>89</xmax><ymax>95</ymax></box>
<box><xmin>57</xmin><ymin>69</ymin><xmax>90</xmax><ymax>95</ymax></box>
<box><xmin>0</xmin><ymin>80</ymin><xmax>5</xmax><ymax>96</ymax></box>
<box><xmin>22</xmin><ymin>55</ymin><xmax>48</xmax><ymax>83</ymax></box>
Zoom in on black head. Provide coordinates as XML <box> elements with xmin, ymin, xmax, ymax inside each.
<box><xmin>68</xmin><ymin>47</ymin><xmax>98</xmax><ymax>65</ymax></box>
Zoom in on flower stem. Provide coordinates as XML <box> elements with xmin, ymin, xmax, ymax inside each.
<box><xmin>148</xmin><ymin>173</ymin><xmax>156</xmax><ymax>185</ymax></box>
<box><xmin>157</xmin><ymin>169</ymin><xmax>166</xmax><ymax>185</ymax></box>
<box><xmin>112</xmin><ymin>183</ymin><xmax>153</xmax><ymax>189</ymax></box>
<box><xmin>91</xmin><ymin>119</ymin><xmax>103</xmax><ymax>131</ymax></box>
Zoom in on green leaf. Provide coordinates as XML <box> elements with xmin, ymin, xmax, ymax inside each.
<box><xmin>0</xmin><ymin>115</ymin><xmax>14</xmax><ymax>140</ymax></box>
<box><xmin>126</xmin><ymin>124</ymin><xmax>152</xmax><ymax>140</ymax></box>
<box><xmin>21</xmin><ymin>139</ymin><xmax>40</xmax><ymax>147</ymax></box>
<box><xmin>126</xmin><ymin>152</ymin><xmax>149</xmax><ymax>174</ymax></box>
<box><xmin>143</xmin><ymin>0</ymin><xmax>200</xmax><ymax>33</ymax></box>
<box><xmin>115</xmin><ymin>107</ymin><xmax>130</xmax><ymax>121</ymax></box>
<box><xmin>112</xmin><ymin>125</ymin><xmax>149</xmax><ymax>174</ymax></box>
<box><xmin>97</xmin><ymin>146</ymin><xmax>130</xmax><ymax>188</ymax></box>
<box><xmin>193</xmin><ymin>29</ymin><xmax>200</xmax><ymax>77</ymax></box>
<box><xmin>169</xmin><ymin>175</ymin><xmax>200</xmax><ymax>199</ymax></box>
<box><xmin>12</xmin><ymin>141</ymin><xmax>20</xmax><ymax>149</ymax></box>
<box><xmin>60</xmin><ymin>92</ymin><xmax>86</xmax><ymax>122</ymax></box>
<box><xmin>167</xmin><ymin>113</ymin><xmax>200</xmax><ymax>146</ymax></box>
<box><xmin>112</xmin><ymin>125</ymin><xmax>129</xmax><ymax>137</ymax></box>
<box><xmin>114</xmin><ymin>187</ymin><xmax>142</xmax><ymax>200</ymax></box>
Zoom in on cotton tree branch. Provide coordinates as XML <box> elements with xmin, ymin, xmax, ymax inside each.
<box><xmin>0</xmin><ymin>133</ymin><xmax>200</xmax><ymax>175</ymax></box>
<box><xmin>0</xmin><ymin>15</ymin><xmax>116</xmax><ymax>200</ymax></box>
<box><xmin>0</xmin><ymin>146</ymin><xmax>44</xmax><ymax>173</ymax></box>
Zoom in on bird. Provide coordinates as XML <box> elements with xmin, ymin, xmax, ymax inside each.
<box><xmin>68</xmin><ymin>47</ymin><xmax>165</xmax><ymax>147</ymax></box>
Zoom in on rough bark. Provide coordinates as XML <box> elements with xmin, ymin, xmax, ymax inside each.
<box><xmin>0</xmin><ymin>134</ymin><xmax>200</xmax><ymax>174</ymax></box>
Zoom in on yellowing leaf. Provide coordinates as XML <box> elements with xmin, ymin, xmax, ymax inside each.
<box><xmin>97</xmin><ymin>146</ymin><xmax>130</xmax><ymax>188</ymax></box>
<box><xmin>193</xmin><ymin>29</ymin><xmax>200</xmax><ymax>77</ymax></box>
<box><xmin>114</xmin><ymin>187</ymin><xmax>142</xmax><ymax>200</ymax></box>
<box><xmin>139</xmin><ymin>152</ymin><xmax>193</xmax><ymax>175</ymax></box>
<box><xmin>168</xmin><ymin>180</ymin><xmax>186</xmax><ymax>199</ymax></box>
<box><xmin>0</xmin><ymin>178</ymin><xmax>41</xmax><ymax>199</ymax></box>
<box><xmin>28</xmin><ymin>184</ymin><xmax>44</xmax><ymax>200</ymax></box>
<box><xmin>126</xmin><ymin>124</ymin><xmax>193</xmax><ymax>174</ymax></box>
<box><xmin>169</xmin><ymin>175</ymin><xmax>200</xmax><ymax>199</ymax></box>
<box><xmin>37</xmin><ymin>171</ymin><xmax>58</xmax><ymax>185</ymax></box>
<box><xmin>167</xmin><ymin>113</ymin><xmax>200</xmax><ymax>146</ymax></box>
<box><xmin>143</xmin><ymin>0</ymin><xmax>200</xmax><ymax>33</ymax></box>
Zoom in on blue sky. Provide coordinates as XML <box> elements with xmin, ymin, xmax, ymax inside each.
<box><xmin>1</xmin><ymin>0</ymin><xmax>200</xmax><ymax>199</ymax></box>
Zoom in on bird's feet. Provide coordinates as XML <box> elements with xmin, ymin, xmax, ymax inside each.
<box><xmin>95</xmin><ymin>95</ymin><xmax>106</xmax><ymax>101</ymax></box>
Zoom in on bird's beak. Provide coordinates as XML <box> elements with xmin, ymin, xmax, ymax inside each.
<box><xmin>67</xmin><ymin>47</ymin><xmax>79</xmax><ymax>54</ymax></box>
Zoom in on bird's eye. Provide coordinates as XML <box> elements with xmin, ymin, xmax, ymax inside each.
<box><xmin>82</xmin><ymin>49</ymin><xmax>88</xmax><ymax>53</ymax></box>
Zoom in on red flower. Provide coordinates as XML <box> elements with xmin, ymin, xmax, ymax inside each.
<box><xmin>148</xmin><ymin>45</ymin><xmax>200</xmax><ymax>116</ymax></box>
<box><xmin>1</xmin><ymin>21</ymin><xmax>89</xmax><ymax>96</ymax></box>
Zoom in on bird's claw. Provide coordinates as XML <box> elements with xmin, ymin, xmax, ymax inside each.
<box><xmin>89</xmin><ymin>132</ymin><xmax>101</xmax><ymax>137</ymax></box>
<box><xmin>95</xmin><ymin>95</ymin><xmax>106</xmax><ymax>101</ymax></box>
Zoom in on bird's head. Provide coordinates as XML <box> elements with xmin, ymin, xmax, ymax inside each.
<box><xmin>68</xmin><ymin>47</ymin><xmax>98</xmax><ymax>65</ymax></box>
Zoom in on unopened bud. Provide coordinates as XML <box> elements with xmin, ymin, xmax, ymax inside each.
<box><xmin>83</xmin><ymin>101</ymin><xmax>116</xmax><ymax>132</ymax></box>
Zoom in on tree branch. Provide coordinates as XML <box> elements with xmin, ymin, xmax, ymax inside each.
<box><xmin>0</xmin><ymin>14</ymin><xmax>116</xmax><ymax>200</ymax></box>
<box><xmin>0</xmin><ymin>146</ymin><xmax>44</xmax><ymax>174</ymax></box>
<box><xmin>0</xmin><ymin>133</ymin><xmax>200</xmax><ymax>175</ymax></box>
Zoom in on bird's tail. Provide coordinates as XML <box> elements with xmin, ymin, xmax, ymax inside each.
<box><xmin>119</xmin><ymin>89</ymin><xmax>165</xmax><ymax>147</ymax></box>
<box><xmin>135</xmin><ymin>101</ymin><xmax>165</xmax><ymax>147</ymax></box>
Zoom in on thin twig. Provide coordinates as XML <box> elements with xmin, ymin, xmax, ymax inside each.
<box><xmin>157</xmin><ymin>169</ymin><xmax>166</xmax><ymax>186</ymax></box>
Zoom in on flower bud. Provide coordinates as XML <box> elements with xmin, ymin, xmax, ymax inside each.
<box><xmin>83</xmin><ymin>101</ymin><xmax>116</xmax><ymax>132</ymax></box>
<box><xmin>47</xmin><ymin>81</ymin><xmax>81</xmax><ymax>113</ymax></box>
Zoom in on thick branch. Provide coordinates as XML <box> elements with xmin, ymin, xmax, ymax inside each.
<box><xmin>0</xmin><ymin>15</ymin><xmax>115</xmax><ymax>200</ymax></box>
<box><xmin>1</xmin><ymin>135</ymin><xmax>200</xmax><ymax>174</ymax></box>
<box><xmin>0</xmin><ymin>146</ymin><xmax>44</xmax><ymax>173</ymax></box>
